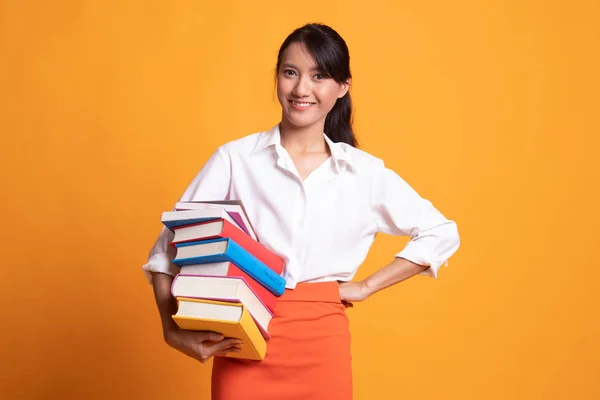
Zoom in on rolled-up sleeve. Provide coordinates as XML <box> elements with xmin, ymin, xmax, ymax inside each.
<box><xmin>369</xmin><ymin>160</ymin><xmax>460</xmax><ymax>278</ymax></box>
<box><xmin>141</xmin><ymin>147</ymin><xmax>232</xmax><ymax>283</ymax></box>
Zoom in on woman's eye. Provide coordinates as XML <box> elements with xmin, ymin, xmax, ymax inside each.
<box><xmin>283</xmin><ymin>69</ymin><xmax>296</xmax><ymax>76</ymax></box>
<box><xmin>315</xmin><ymin>73</ymin><xmax>325</xmax><ymax>80</ymax></box>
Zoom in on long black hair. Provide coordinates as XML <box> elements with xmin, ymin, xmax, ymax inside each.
<box><xmin>276</xmin><ymin>23</ymin><xmax>358</xmax><ymax>147</ymax></box>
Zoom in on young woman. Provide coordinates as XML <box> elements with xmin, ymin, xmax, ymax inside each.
<box><xmin>143</xmin><ymin>23</ymin><xmax>460</xmax><ymax>400</ymax></box>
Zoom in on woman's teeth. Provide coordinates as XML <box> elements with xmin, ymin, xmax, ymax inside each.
<box><xmin>292</xmin><ymin>101</ymin><xmax>314</xmax><ymax>106</ymax></box>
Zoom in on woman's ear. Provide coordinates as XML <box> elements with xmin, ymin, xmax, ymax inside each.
<box><xmin>338</xmin><ymin>78</ymin><xmax>351</xmax><ymax>98</ymax></box>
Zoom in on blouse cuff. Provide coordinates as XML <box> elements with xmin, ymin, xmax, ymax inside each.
<box><xmin>395</xmin><ymin>240</ymin><xmax>448</xmax><ymax>279</ymax></box>
<box><xmin>141</xmin><ymin>253</ymin><xmax>180</xmax><ymax>284</ymax></box>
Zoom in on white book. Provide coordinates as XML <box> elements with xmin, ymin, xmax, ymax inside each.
<box><xmin>161</xmin><ymin>209</ymin><xmax>254</xmax><ymax>240</ymax></box>
<box><xmin>174</xmin><ymin>200</ymin><xmax>257</xmax><ymax>241</ymax></box>
<box><xmin>171</xmin><ymin>219</ymin><xmax>226</xmax><ymax>244</ymax></box>
<box><xmin>171</xmin><ymin>274</ymin><xmax>273</xmax><ymax>338</ymax></box>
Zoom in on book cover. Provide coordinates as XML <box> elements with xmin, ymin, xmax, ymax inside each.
<box><xmin>172</xmin><ymin>274</ymin><xmax>273</xmax><ymax>340</ymax></box>
<box><xmin>171</xmin><ymin>218</ymin><xmax>284</xmax><ymax>275</ymax></box>
<box><xmin>172</xmin><ymin>298</ymin><xmax>266</xmax><ymax>361</ymax></box>
<box><xmin>179</xmin><ymin>262</ymin><xmax>277</xmax><ymax>313</ymax></box>
<box><xmin>173</xmin><ymin>238</ymin><xmax>286</xmax><ymax>296</ymax></box>
<box><xmin>174</xmin><ymin>200</ymin><xmax>257</xmax><ymax>241</ymax></box>
<box><xmin>161</xmin><ymin>209</ymin><xmax>254</xmax><ymax>240</ymax></box>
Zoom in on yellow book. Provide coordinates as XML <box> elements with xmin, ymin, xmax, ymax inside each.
<box><xmin>172</xmin><ymin>297</ymin><xmax>266</xmax><ymax>361</ymax></box>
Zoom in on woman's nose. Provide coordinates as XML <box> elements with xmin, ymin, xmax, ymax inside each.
<box><xmin>293</xmin><ymin>76</ymin><xmax>311</xmax><ymax>97</ymax></box>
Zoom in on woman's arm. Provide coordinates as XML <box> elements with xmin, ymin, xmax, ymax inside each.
<box><xmin>363</xmin><ymin>257</ymin><xmax>429</xmax><ymax>293</ymax></box>
<box><xmin>368</xmin><ymin>159</ymin><xmax>460</xmax><ymax>280</ymax></box>
<box><xmin>339</xmin><ymin>159</ymin><xmax>460</xmax><ymax>304</ymax></box>
<box><xmin>151</xmin><ymin>272</ymin><xmax>182</xmax><ymax>337</ymax></box>
<box><xmin>151</xmin><ymin>272</ymin><xmax>243</xmax><ymax>363</ymax></box>
<box><xmin>339</xmin><ymin>258</ymin><xmax>428</xmax><ymax>303</ymax></box>
<box><xmin>143</xmin><ymin>148</ymin><xmax>239</xmax><ymax>362</ymax></box>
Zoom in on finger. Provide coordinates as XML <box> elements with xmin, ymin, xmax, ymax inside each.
<box><xmin>196</xmin><ymin>342</ymin><xmax>242</xmax><ymax>363</ymax></box>
<box><xmin>208</xmin><ymin>346</ymin><xmax>242</xmax><ymax>359</ymax></box>
<box><xmin>216</xmin><ymin>337</ymin><xmax>242</xmax><ymax>346</ymax></box>
<box><xmin>214</xmin><ymin>348</ymin><xmax>242</xmax><ymax>357</ymax></box>
<box><xmin>200</xmin><ymin>331</ymin><xmax>225</xmax><ymax>342</ymax></box>
<box><xmin>222</xmin><ymin>337</ymin><xmax>243</xmax><ymax>347</ymax></box>
<box><xmin>206</xmin><ymin>338</ymin><xmax>243</xmax><ymax>355</ymax></box>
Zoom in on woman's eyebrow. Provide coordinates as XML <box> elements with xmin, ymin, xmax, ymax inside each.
<box><xmin>281</xmin><ymin>63</ymin><xmax>321</xmax><ymax>72</ymax></box>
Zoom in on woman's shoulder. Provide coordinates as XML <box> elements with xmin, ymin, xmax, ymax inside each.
<box><xmin>216</xmin><ymin>129</ymin><xmax>269</xmax><ymax>156</ymax></box>
<box><xmin>336</xmin><ymin>141</ymin><xmax>385</xmax><ymax>171</ymax></box>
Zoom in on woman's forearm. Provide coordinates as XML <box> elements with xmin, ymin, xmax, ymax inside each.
<box><xmin>362</xmin><ymin>257</ymin><xmax>429</xmax><ymax>297</ymax></box>
<box><xmin>151</xmin><ymin>272</ymin><xmax>179</xmax><ymax>335</ymax></box>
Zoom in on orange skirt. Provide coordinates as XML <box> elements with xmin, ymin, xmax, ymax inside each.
<box><xmin>211</xmin><ymin>281</ymin><xmax>352</xmax><ymax>400</ymax></box>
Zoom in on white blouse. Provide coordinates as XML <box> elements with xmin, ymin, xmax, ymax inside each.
<box><xmin>142</xmin><ymin>124</ymin><xmax>460</xmax><ymax>288</ymax></box>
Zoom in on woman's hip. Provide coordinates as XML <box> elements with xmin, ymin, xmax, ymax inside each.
<box><xmin>211</xmin><ymin>282</ymin><xmax>353</xmax><ymax>400</ymax></box>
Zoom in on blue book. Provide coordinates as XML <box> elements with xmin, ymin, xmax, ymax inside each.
<box><xmin>172</xmin><ymin>238</ymin><xmax>286</xmax><ymax>296</ymax></box>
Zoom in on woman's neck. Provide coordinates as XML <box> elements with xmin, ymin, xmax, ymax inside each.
<box><xmin>279</xmin><ymin>119</ymin><xmax>328</xmax><ymax>154</ymax></box>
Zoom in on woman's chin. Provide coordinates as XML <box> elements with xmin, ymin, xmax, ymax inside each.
<box><xmin>282</xmin><ymin>113</ymin><xmax>322</xmax><ymax>130</ymax></box>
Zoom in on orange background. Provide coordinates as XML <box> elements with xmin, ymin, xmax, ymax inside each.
<box><xmin>1</xmin><ymin>1</ymin><xmax>599</xmax><ymax>399</ymax></box>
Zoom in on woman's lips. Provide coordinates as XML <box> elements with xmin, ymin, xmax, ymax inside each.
<box><xmin>289</xmin><ymin>100</ymin><xmax>316</xmax><ymax>110</ymax></box>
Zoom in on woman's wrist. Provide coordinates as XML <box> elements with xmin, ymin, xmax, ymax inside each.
<box><xmin>359</xmin><ymin>280</ymin><xmax>375</xmax><ymax>299</ymax></box>
<box><xmin>362</xmin><ymin>258</ymin><xmax>428</xmax><ymax>296</ymax></box>
<box><xmin>162</xmin><ymin>317</ymin><xmax>179</xmax><ymax>336</ymax></box>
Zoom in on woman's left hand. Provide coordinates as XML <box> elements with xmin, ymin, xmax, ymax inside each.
<box><xmin>338</xmin><ymin>281</ymin><xmax>370</xmax><ymax>308</ymax></box>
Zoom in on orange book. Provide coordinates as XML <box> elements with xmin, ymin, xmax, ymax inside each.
<box><xmin>172</xmin><ymin>298</ymin><xmax>267</xmax><ymax>361</ymax></box>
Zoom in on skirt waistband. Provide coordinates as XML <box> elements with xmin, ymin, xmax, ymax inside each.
<box><xmin>278</xmin><ymin>281</ymin><xmax>341</xmax><ymax>303</ymax></box>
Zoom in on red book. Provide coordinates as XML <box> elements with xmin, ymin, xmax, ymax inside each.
<box><xmin>171</xmin><ymin>218</ymin><xmax>284</xmax><ymax>275</ymax></box>
<box><xmin>178</xmin><ymin>262</ymin><xmax>277</xmax><ymax>313</ymax></box>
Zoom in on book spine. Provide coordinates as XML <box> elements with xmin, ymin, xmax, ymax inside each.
<box><xmin>227</xmin><ymin>264</ymin><xmax>277</xmax><ymax>313</ymax></box>
<box><xmin>222</xmin><ymin>220</ymin><xmax>284</xmax><ymax>274</ymax></box>
<box><xmin>226</xmin><ymin>240</ymin><xmax>286</xmax><ymax>296</ymax></box>
<box><xmin>239</xmin><ymin>304</ymin><xmax>267</xmax><ymax>359</ymax></box>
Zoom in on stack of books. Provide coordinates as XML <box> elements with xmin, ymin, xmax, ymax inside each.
<box><xmin>161</xmin><ymin>200</ymin><xmax>285</xmax><ymax>361</ymax></box>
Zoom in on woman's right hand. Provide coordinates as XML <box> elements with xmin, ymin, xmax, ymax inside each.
<box><xmin>164</xmin><ymin>327</ymin><xmax>243</xmax><ymax>363</ymax></box>
<box><xmin>150</xmin><ymin>273</ymin><xmax>243</xmax><ymax>363</ymax></box>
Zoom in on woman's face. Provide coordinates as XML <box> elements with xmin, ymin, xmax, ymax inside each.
<box><xmin>277</xmin><ymin>42</ymin><xmax>349</xmax><ymax>132</ymax></box>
